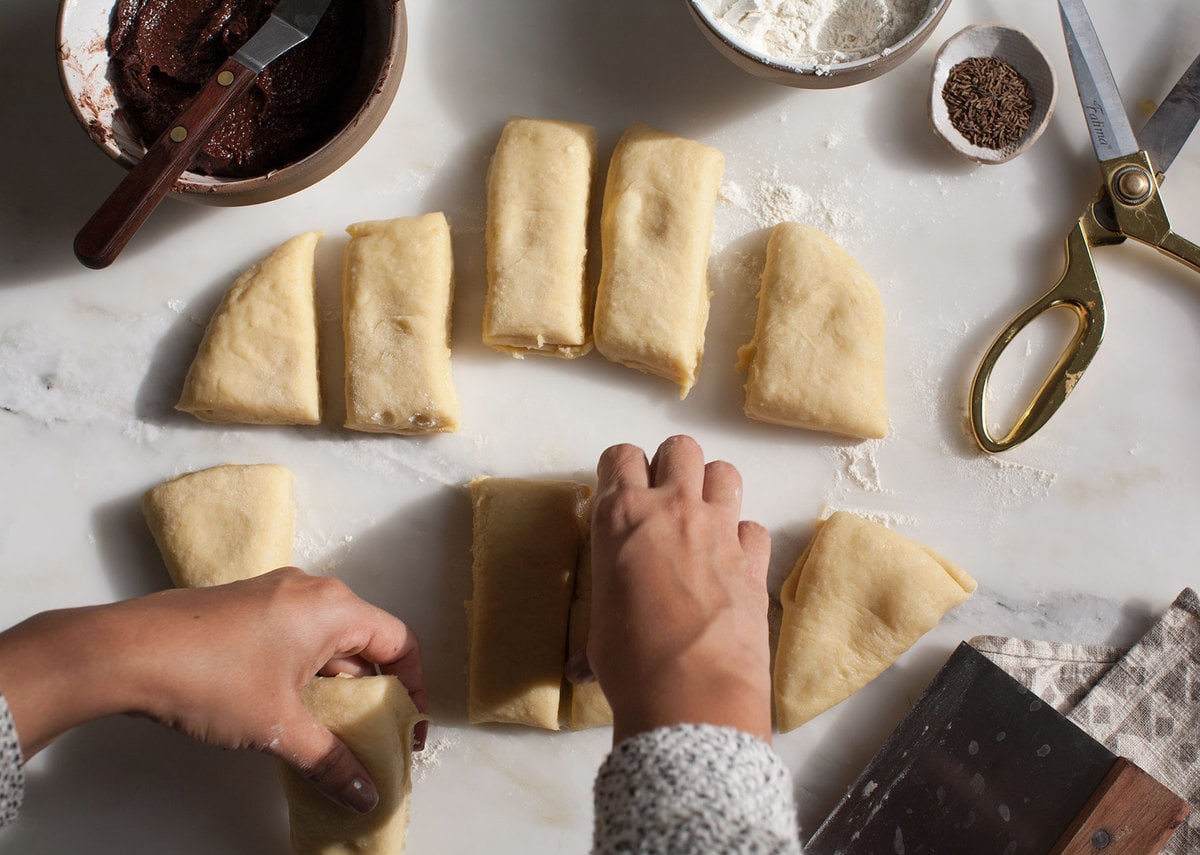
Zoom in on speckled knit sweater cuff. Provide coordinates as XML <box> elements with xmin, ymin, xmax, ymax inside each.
<box><xmin>593</xmin><ymin>724</ymin><xmax>801</xmax><ymax>854</ymax></box>
<box><xmin>0</xmin><ymin>692</ymin><xmax>23</xmax><ymax>829</ymax></box>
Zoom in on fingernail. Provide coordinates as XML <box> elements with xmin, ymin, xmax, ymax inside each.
<box><xmin>413</xmin><ymin>720</ymin><xmax>429</xmax><ymax>752</ymax></box>
<box><xmin>340</xmin><ymin>776</ymin><xmax>379</xmax><ymax>814</ymax></box>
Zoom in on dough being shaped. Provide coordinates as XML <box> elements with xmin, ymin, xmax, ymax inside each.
<box><xmin>343</xmin><ymin>214</ymin><xmax>460</xmax><ymax>434</ymax></box>
<box><xmin>467</xmin><ymin>477</ymin><xmax>592</xmax><ymax>729</ymax></box>
<box><xmin>484</xmin><ymin>117</ymin><xmax>597</xmax><ymax>359</ymax></box>
<box><xmin>177</xmin><ymin>231</ymin><xmax>322</xmax><ymax>425</ymax></box>
<box><xmin>593</xmin><ymin>124</ymin><xmax>724</xmax><ymax>398</ymax></box>
<box><xmin>737</xmin><ymin>223</ymin><xmax>887</xmax><ymax>439</ymax></box>
<box><xmin>142</xmin><ymin>463</ymin><xmax>294</xmax><ymax>588</ymax></box>
<box><xmin>281</xmin><ymin>675</ymin><xmax>427</xmax><ymax>855</ymax></box>
<box><xmin>567</xmin><ymin>545</ymin><xmax>613</xmax><ymax>730</ymax></box>
<box><xmin>774</xmin><ymin>511</ymin><xmax>976</xmax><ymax>732</ymax></box>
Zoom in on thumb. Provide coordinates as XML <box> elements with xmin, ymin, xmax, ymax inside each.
<box><xmin>277</xmin><ymin>708</ymin><xmax>379</xmax><ymax>814</ymax></box>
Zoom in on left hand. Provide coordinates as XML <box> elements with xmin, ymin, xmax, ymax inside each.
<box><xmin>0</xmin><ymin>567</ymin><xmax>426</xmax><ymax>814</ymax></box>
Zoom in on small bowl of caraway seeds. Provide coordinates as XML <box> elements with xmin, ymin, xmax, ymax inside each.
<box><xmin>929</xmin><ymin>24</ymin><xmax>1057</xmax><ymax>163</ymax></box>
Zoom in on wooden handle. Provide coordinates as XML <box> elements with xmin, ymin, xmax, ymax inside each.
<box><xmin>1051</xmin><ymin>758</ymin><xmax>1190</xmax><ymax>854</ymax></box>
<box><xmin>74</xmin><ymin>57</ymin><xmax>257</xmax><ymax>269</ymax></box>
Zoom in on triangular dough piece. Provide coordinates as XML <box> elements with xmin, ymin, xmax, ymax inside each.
<box><xmin>774</xmin><ymin>511</ymin><xmax>976</xmax><ymax>732</ymax></box>
<box><xmin>177</xmin><ymin>231</ymin><xmax>322</xmax><ymax>425</ymax></box>
<box><xmin>738</xmin><ymin>223</ymin><xmax>887</xmax><ymax>438</ymax></box>
<box><xmin>142</xmin><ymin>463</ymin><xmax>294</xmax><ymax>588</ymax></box>
<box><xmin>281</xmin><ymin>675</ymin><xmax>427</xmax><ymax>855</ymax></box>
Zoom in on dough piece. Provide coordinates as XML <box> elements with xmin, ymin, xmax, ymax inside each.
<box><xmin>737</xmin><ymin>223</ymin><xmax>887</xmax><ymax>439</ymax></box>
<box><xmin>567</xmin><ymin>545</ymin><xmax>613</xmax><ymax>730</ymax></box>
<box><xmin>281</xmin><ymin>674</ymin><xmax>427</xmax><ymax>855</ymax></box>
<box><xmin>343</xmin><ymin>213</ymin><xmax>460</xmax><ymax>434</ymax></box>
<box><xmin>142</xmin><ymin>463</ymin><xmax>294</xmax><ymax>588</ymax></box>
<box><xmin>484</xmin><ymin>117</ymin><xmax>597</xmax><ymax>358</ymax></box>
<box><xmin>593</xmin><ymin>124</ymin><xmax>724</xmax><ymax>398</ymax></box>
<box><xmin>774</xmin><ymin>511</ymin><xmax>976</xmax><ymax>732</ymax></box>
<box><xmin>177</xmin><ymin>231</ymin><xmax>322</xmax><ymax>425</ymax></box>
<box><xmin>467</xmin><ymin>477</ymin><xmax>592</xmax><ymax>729</ymax></box>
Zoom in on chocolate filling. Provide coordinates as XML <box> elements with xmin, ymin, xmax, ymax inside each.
<box><xmin>107</xmin><ymin>0</ymin><xmax>365</xmax><ymax>178</ymax></box>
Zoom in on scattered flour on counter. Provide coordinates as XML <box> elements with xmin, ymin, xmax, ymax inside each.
<box><xmin>718</xmin><ymin>166</ymin><xmax>866</xmax><ymax>246</ymax></box>
<box><xmin>695</xmin><ymin>0</ymin><xmax>931</xmax><ymax>66</ymax></box>
<box><xmin>829</xmin><ymin>439</ymin><xmax>887</xmax><ymax>494</ymax></box>
<box><xmin>294</xmin><ymin>531</ymin><xmax>356</xmax><ymax>573</ymax></box>
<box><xmin>412</xmin><ymin>733</ymin><xmax>461</xmax><ymax>784</ymax></box>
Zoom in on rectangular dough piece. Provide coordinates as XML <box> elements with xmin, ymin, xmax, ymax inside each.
<box><xmin>142</xmin><ymin>463</ymin><xmax>294</xmax><ymax>589</ymax></box>
<box><xmin>593</xmin><ymin>123</ymin><xmax>724</xmax><ymax>398</ymax></box>
<box><xmin>567</xmin><ymin>545</ymin><xmax>613</xmax><ymax>730</ymax></box>
<box><xmin>342</xmin><ymin>213</ymin><xmax>460</xmax><ymax>434</ymax></box>
<box><xmin>281</xmin><ymin>675</ymin><xmax>427</xmax><ymax>855</ymax></box>
<box><xmin>737</xmin><ymin>223</ymin><xmax>888</xmax><ymax>439</ymax></box>
<box><xmin>467</xmin><ymin>477</ymin><xmax>592</xmax><ymax>729</ymax></box>
<box><xmin>484</xmin><ymin>116</ymin><xmax>597</xmax><ymax>358</ymax></box>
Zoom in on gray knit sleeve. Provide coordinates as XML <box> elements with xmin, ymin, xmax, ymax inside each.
<box><xmin>593</xmin><ymin>724</ymin><xmax>801</xmax><ymax>854</ymax></box>
<box><xmin>0</xmin><ymin>692</ymin><xmax>23</xmax><ymax>829</ymax></box>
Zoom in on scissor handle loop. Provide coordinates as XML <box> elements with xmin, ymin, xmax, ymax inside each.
<box><xmin>969</xmin><ymin>220</ymin><xmax>1106</xmax><ymax>453</ymax></box>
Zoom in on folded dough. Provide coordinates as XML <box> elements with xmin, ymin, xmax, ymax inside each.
<box><xmin>467</xmin><ymin>477</ymin><xmax>592</xmax><ymax>729</ymax></box>
<box><xmin>142</xmin><ymin>463</ymin><xmax>294</xmax><ymax>588</ymax></box>
<box><xmin>343</xmin><ymin>213</ymin><xmax>460</xmax><ymax>434</ymax></box>
<box><xmin>774</xmin><ymin>511</ymin><xmax>976</xmax><ymax>732</ymax></box>
<box><xmin>593</xmin><ymin>123</ymin><xmax>724</xmax><ymax>398</ymax></box>
<box><xmin>281</xmin><ymin>675</ymin><xmax>427</xmax><ymax>855</ymax></box>
<box><xmin>484</xmin><ymin>116</ymin><xmax>597</xmax><ymax>359</ymax></box>
<box><xmin>737</xmin><ymin>223</ymin><xmax>887</xmax><ymax>439</ymax></box>
<box><xmin>177</xmin><ymin>231</ymin><xmax>322</xmax><ymax>425</ymax></box>
<box><xmin>567</xmin><ymin>539</ymin><xmax>613</xmax><ymax>730</ymax></box>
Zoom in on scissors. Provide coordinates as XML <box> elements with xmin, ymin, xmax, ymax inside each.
<box><xmin>969</xmin><ymin>0</ymin><xmax>1200</xmax><ymax>453</ymax></box>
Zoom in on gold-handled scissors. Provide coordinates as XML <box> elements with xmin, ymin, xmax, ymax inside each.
<box><xmin>969</xmin><ymin>0</ymin><xmax>1200</xmax><ymax>453</ymax></box>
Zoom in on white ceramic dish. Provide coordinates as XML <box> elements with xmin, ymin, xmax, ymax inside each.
<box><xmin>929</xmin><ymin>23</ymin><xmax>1057</xmax><ymax>164</ymax></box>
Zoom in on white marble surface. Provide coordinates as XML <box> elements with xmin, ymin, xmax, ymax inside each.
<box><xmin>2</xmin><ymin>0</ymin><xmax>1199</xmax><ymax>852</ymax></box>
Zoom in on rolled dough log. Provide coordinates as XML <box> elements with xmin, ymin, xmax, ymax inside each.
<box><xmin>343</xmin><ymin>213</ymin><xmax>460</xmax><ymax>434</ymax></box>
<box><xmin>567</xmin><ymin>545</ymin><xmax>613</xmax><ymax>730</ymax></box>
<box><xmin>177</xmin><ymin>231</ymin><xmax>322</xmax><ymax>425</ymax></box>
<box><xmin>281</xmin><ymin>675</ymin><xmax>427</xmax><ymax>855</ymax></box>
<box><xmin>737</xmin><ymin>223</ymin><xmax>887</xmax><ymax>439</ymax></box>
<box><xmin>484</xmin><ymin>116</ymin><xmax>597</xmax><ymax>358</ymax></box>
<box><xmin>142</xmin><ymin>463</ymin><xmax>294</xmax><ymax>588</ymax></box>
<box><xmin>467</xmin><ymin>477</ymin><xmax>592</xmax><ymax>729</ymax></box>
<box><xmin>593</xmin><ymin>123</ymin><xmax>724</xmax><ymax>398</ymax></box>
<box><xmin>774</xmin><ymin>511</ymin><xmax>976</xmax><ymax>732</ymax></box>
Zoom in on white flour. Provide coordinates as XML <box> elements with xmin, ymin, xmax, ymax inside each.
<box><xmin>696</xmin><ymin>0</ymin><xmax>931</xmax><ymax>66</ymax></box>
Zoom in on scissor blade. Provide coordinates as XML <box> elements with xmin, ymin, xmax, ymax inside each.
<box><xmin>1138</xmin><ymin>53</ymin><xmax>1200</xmax><ymax>175</ymax></box>
<box><xmin>1058</xmin><ymin>0</ymin><xmax>1140</xmax><ymax>163</ymax></box>
<box><xmin>233</xmin><ymin>0</ymin><xmax>334</xmax><ymax>74</ymax></box>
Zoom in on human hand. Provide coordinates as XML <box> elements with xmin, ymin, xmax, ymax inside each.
<box><xmin>0</xmin><ymin>567</ymin><xmax>425</xmax><ymax>814</ymax></box>
<box><xmin>582</xmin><ymin>435</ymin><xmax>772</xmax><ymax>745</ymax></box>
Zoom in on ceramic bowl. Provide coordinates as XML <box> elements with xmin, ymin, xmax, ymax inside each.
<box><xmin>929</xmin><ymin>24</ymin><xmax>1057</xmax><ymax>164</ymax></box>
<box><xmin>56</xmin><ymin>0</ymin><xmax>407</xmax><ymax>205</ymax></box>
<box><xmin>686</xmin><ymin>0</ymin><xmax>954</xmax><ymax>89</ymax></box>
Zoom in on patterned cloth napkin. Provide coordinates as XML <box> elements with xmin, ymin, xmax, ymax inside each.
<box><xmin>972</xmin><ymin>587</ymin><xmax>1200</xmax><ymax>853</ymax></box>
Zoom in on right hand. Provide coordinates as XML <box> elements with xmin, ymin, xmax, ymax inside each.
<box><xmin>584</xmin><ymin>435</ymin><xmax>773</xmax><ymax>745</ymax></box>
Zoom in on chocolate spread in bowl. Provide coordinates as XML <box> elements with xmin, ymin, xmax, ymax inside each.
<box><xmin>107</xmin><ymin>0</ymin><xmax>365</xmax><ymax>178</ymax></box>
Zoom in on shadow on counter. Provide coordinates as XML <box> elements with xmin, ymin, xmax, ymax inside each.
<box><xmin>424</xmin><ymin>0</ymin><xmax>789</xmax><ymax>138</ymax></box>
<box><xmin>4</xmin><ymin>716</ymin><xmax>290</xmax><ymax>855</ymax></box>
<box><xmin>0</xmin><ymin>3</ymin><xmax>208</xmax><ymax>289</ymax></box>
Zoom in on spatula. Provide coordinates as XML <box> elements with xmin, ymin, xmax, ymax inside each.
<box><xmin>74</xmin><ymin>0</ymin><xmax>333</xmax><ymax>270</ymax></box>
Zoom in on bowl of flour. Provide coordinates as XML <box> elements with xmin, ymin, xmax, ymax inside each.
<box><xmin>687</xmin><ymin>0</ymin><xmax>953</xmax><ymax>88</ymax></box>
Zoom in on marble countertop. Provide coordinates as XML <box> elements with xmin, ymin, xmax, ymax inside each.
<box><xmin>2</xmin><ymin>0</ymin><xmax>1198</xmax><ymax>852</ymax></box>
